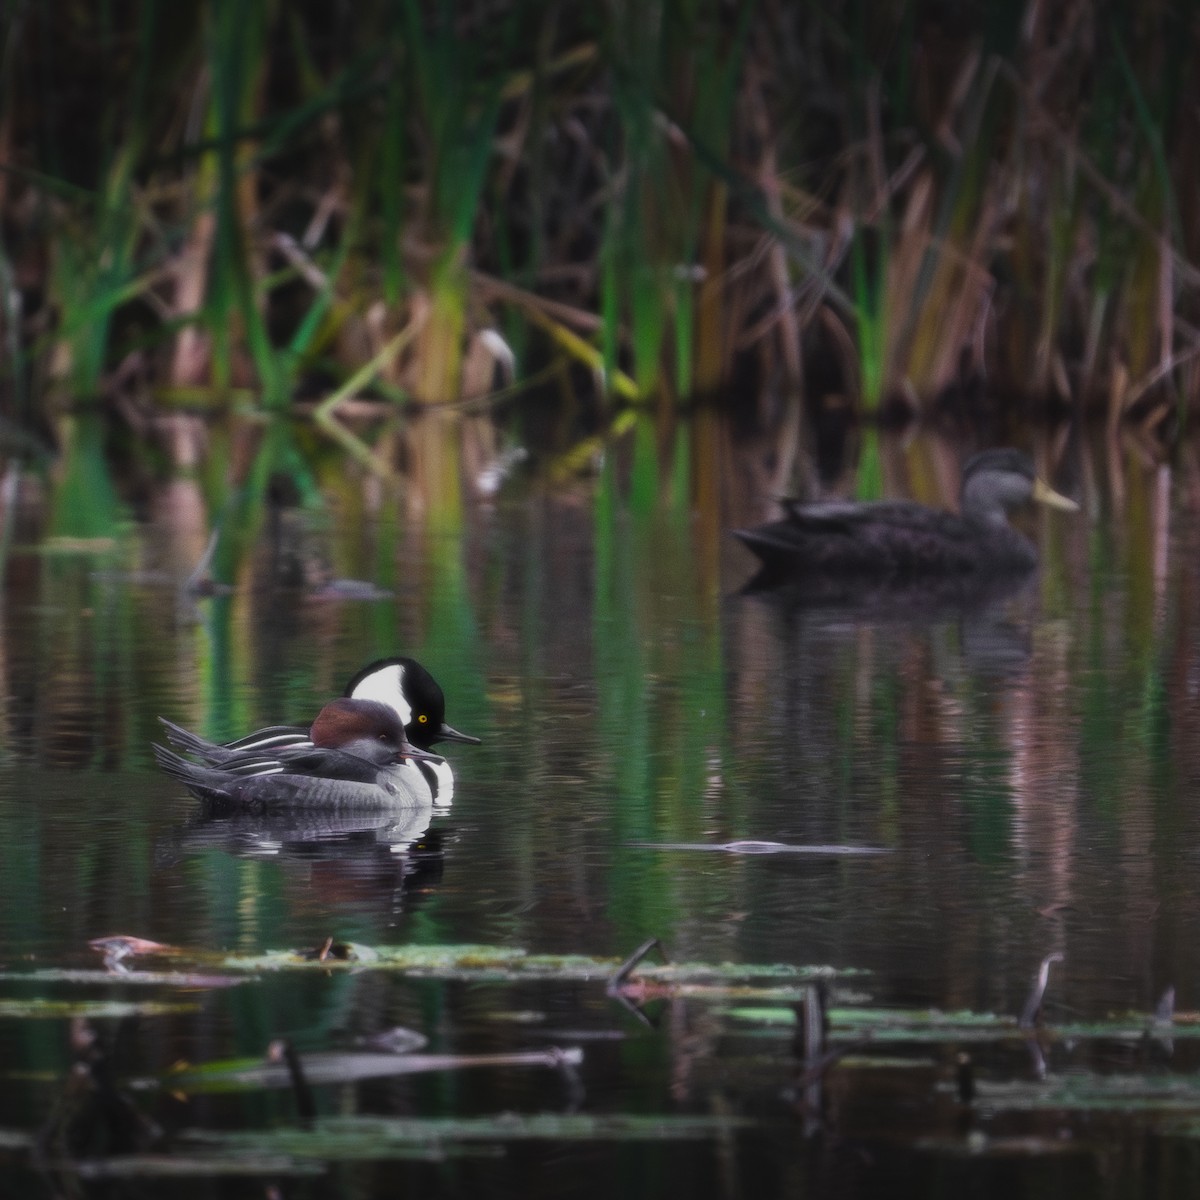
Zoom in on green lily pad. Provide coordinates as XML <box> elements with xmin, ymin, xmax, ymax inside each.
<box><xmin>975</xmin><ymin>1071</ymin><xmax>1200</xmax><ymax>1113</ymax></box>
<box><xmin>182</xmin><ymin>1111</ymin><xmax>753</xmax><ymax>1159</ymax></box>
<box><xmin>0</xmin><ymin>943</ymin><xmax>861</xmax><ymax>993</ymax></box>
<box><xmin>153</xmin><ymin>1047</ymin><xmax>583</xmax><ymax>1095</ymax></box>
<box><xmin>65</xmin><ymin>1153</ymin><xmax>326</xmax><ymax>1179</ymax></box>
<box><xmin>0</xmin><ymin>997</ymin><xmax>198</xmax><ymax>1019</ymax></box>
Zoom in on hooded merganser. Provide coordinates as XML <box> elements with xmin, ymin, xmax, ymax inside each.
<box><xmin>159</xmin><ymin>657</ymin><xmax>480</xmax><ymax>806</ymax></box>
<box><xmin>734</xmin><ymin>449</ymin><xmax>1078</xmax><ymax>582</ymax></box>
<box><xmin>154</xmin><ymin>698</ymin><xmax>443</xmax><ymax>809</ymax></box>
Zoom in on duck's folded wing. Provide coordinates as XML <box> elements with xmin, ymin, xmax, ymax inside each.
<box><xmin>262</xmin><ymin>745</ymin><xmax>386</xmax><ymax>783</ymax></box>
<box><xmin>735</xmin><ymin>502</ymin><xmax>982</xmax><ymax>573</ymax></box>
<box><xmin>158</xmin><ymin>718</ymin><xmax>313</xmax><ymax>766</ymax></box>
<box><xmin>779</xmin><ymin>499</ymin><xmax>934</xmax><ymax>529</ymax></box>
<box><xmin>222</xmin><ymin>724</ymin><xmax>313</xmax><ymax>753</ymax></box>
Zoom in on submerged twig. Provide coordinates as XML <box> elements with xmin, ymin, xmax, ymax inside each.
<box><xmin>1152</xmin><ymin>985</ymin><xmax>1177</xmax><ymax>1057</ymax></box>
<box><xmin>1155</xmin><ymin>986</ymin><xmax>1176</xmax><ymax>1025</ymax></box>
<box><xmin>794</xmin><ymin>980</ymin><xmax>828</xmax><ymax>1062</ymax></box>
<box><xmin>1019</xmin><ymin>952</ymin><xmax>1064</xmax><ymax>1029</ymax></box>
<box><xmin>956</xmin><ymin>1051</ymin><xmax>975</xmax><ymax>1104</ymax></box>
<box><xmin>36</xmin><ymin>1019</ymin><xmax>162</xmax><ymax>1166</ymax></box>
<box><xmin>607</xmin><ymin>938</ymin><xmax>668</xmax><ymax>1027</ymax></box>
<box><xmin>268</xmin><ymin>1039</ymin><xmax>316</xmax><ymax>1127</ymax></box>
<box><xmin>182</xmin><ymin>529</ymin><xmax>226</xmax><ymax>597</ymax></box>
<box><xmin>0</xmin><ymin>464</ymin><xmax>19</xmax><ymax>588</ymax></box>
<box><xmin>608</xmin><ymin>938</ymin><xmax>667</xmax><ymax>992</ymax></box>
<box><xmin>88</xmin><ymin>936</ymin><xmax>176</xmax><ymax>974</ymax></box>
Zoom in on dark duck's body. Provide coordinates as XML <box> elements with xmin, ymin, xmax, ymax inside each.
<box><xmin>734</xmin><ymin>449</ymin><xmax>1077</xmax><ymax>583</ymax></box>
<box><xmin>154</xmin><ymin>698</ymin><xmax>443</xmax><ymax>810</ymax></box>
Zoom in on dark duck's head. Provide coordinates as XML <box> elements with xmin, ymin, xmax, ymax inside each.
<box><xmin>960</xmin><ymin>449</ymin><xmax>1078</xmax><ymax>527</ymax></box>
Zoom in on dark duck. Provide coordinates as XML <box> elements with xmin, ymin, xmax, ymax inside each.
<box><xmin>734</xmin><ymin>449</ymin><xmax>1078</xmax><ymax>585</ymax></box>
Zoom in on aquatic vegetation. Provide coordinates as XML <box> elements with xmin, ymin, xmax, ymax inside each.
<box><xmin>0</xmin><ymin>0</ymin><xmax>1196</xmax><ymax>507</ymax></box>
<box><xmin>4</xmin><ymin>934</ymin><xmax>1200</xmax><ymax>1187</ymax></box>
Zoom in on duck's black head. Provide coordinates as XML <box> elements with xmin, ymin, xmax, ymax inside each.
<box><xmin>344</xmin><ymin>657</ymin><xmax>481</xmax><ymax>750</ymax></box>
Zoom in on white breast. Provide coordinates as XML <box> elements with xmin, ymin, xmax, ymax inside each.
<box><xmin>430</xmin><ymin>758</ymin><xmax>454</xmax><ymax>806</ymax></box>
<box><xmin>390</xmin><ymin>758</ymin><xmax>434</xmax><ymax>805</ymax></box>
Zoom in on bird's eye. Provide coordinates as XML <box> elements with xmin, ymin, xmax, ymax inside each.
<box><xmin>418</xmin><ymin>714</ymin><xmax>428</xmax><ymax>724</ymax></box>
<box><xmin>378</xmin><ymin>732</ymin><xmax>390</xmax><ymax>741</ymax></box>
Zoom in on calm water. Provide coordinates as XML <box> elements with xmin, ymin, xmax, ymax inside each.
<box><xmin>2</xmin><ymin>423</ymin><xmax>1200</xmax><ymax>1197</ymax></box>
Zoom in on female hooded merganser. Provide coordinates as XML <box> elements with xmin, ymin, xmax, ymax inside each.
<box><xmin>154</xmin><ymin>698</ymin><xmax>443</xmax><ymax>809</ymax></box>
<box><xmin>159</xmin><ymin>657</ymin><xmax>480</xmax><ymax>805</ymax></box>
<box><xmin>734</xmin><ymin>449</ymin><xmax>1078</xmax><ymax>582</ymax></box>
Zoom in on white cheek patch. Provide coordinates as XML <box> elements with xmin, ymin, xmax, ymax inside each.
<box><xmin>350</xmin><ymin>663</ymin><xmax>412</xmax><ymax>725</ymax></box>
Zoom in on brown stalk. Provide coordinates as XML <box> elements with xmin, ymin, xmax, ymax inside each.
<box><xmin>997</xmin><ymin>58</ymin><xmax>1200</xmax><ymax>290</ymax></box>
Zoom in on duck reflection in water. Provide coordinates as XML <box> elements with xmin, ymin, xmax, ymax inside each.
<box><xmin>157</xmin><ymin>808</ymin><xmax>449</xmax><ymax>915</ymax></box>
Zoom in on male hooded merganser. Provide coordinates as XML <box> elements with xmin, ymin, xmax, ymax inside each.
<box><xmin>154</xmin><ymin>698</ymin><xmax>443</xmax><ymax>809</ymax></box>
<box><xmin>159</xmin><ymin>657</ymin><xmax>480</xmax><ymax>805</ymax></box>
<box><xmin>734</xmin><ymin>449</ymin><xmax>1078</xmax><ymax>582</ymax></box>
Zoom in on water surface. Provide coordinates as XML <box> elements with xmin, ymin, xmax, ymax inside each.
<box><xmin>1</xmin><ymin>425</ymin><xmax>1197</xmax><ymax>1197</ymax></box>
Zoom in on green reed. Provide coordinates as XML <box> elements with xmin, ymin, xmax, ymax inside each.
<box><xmin>4</xmin><ymin>1</ymin><xmax>1200</xmax><ymax>506</ymax></box>
<box><xmin>595</xmin><ymin>1</ymin><xmax>748</xmax><ymax>405</ymax></box>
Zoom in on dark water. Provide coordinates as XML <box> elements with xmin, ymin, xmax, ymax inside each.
<box><xmin>2</xmin><ymin>426</ymin><xmax>1200</xmax><ymax>1196</ymax></box>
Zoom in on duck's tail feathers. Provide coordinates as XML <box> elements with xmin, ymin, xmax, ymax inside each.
<box><xmin>153</xmin><ymin>742</ymin><xmax>205</xmax><ymax>783</ymax></box>
<box><xmin>157</xmin><ymin>717</ymin><xmax>218</xmax><ymax>759</ymax></box>
<box><xmin>152</xmin><ymin>743</ymin><xmax>233</xmax><ymax>803</ymax></box>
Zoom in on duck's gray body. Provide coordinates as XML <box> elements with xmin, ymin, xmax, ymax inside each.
<box><xmin>158</xmin><ymin>719</ymin><xmax>442</xmax><ymax>807</ymax></box>
<box><xmin>154</xmin><ymin>699</ymin><xmax>437</xmax><ymax>810</ymax></box>
<box><xmin>735</xmin><ymin>449</ymin><xmax>1075</xmax><ymax>582</ymax></box>
<box><xmin>153</xmin><ymin>744</ymin><xmax>434</xmax><ymax>810</ymax></box>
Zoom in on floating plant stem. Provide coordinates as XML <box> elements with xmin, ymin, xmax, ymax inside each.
<box><xmin>1019</xmin><ymin>952</ymin><xmax>1064</xmax><ymax>1030</ymax></box>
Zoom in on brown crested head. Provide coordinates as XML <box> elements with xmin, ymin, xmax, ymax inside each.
<box><xmin>310</xmin><ymin>698</ymin><xmax>407</xmax><ymax>751</ymax></box>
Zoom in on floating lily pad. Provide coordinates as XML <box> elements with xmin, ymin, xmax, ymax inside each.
<box><xmin>912</xmin><ymin>1133</ymin><xmax>1093</xmax><ymax>1158</ymax></box>
<box><xmin>2</xmin><ymin>1112</ymin><xmax>754</xmax><ymax>1179</ymax></box>
<box><xmin>152</xmin><ymin>1047</ymin><xmax>583</xmax><ymax>1095</ymax></box>
<box><xmin>724</xmin><ymin>1004</ymin><xmax>1200</xmax><ymax>1045</ymax></box>
<box><xmin>195</xmin><ymin>944</ymin><xmax>861</xmax><ymax>990</ymax></box>
<box><xmin>0</xmin><ymin>997</ymin><xmax>198</xmax><ymax>1020</ymax></box>
<box><xmin>974</xmin><ymin>1071</ymin><xmax>1200</xmax><ymax>1113</ymax></box>
<box><xmin>0</xmin><ymin>969</ymin><xmax>246</xmax><ymax>989</ymax></box>
<box><xmin>226</xmin><ymin>943</ymin><xmax>608</xmax><ymax>978</ymax></box>
<box><xmin>66</xmin><ymin>1153</ymin><xmax>327</xmax><ymax>1179</ymax></box>
<box><xmin>2</xmin><ymin>939</ymin><xmax>864</xmax><ymax>995</ymax></box>
<box><xmin>181</xmin><ymin>1111</ymin><xmax>753</xmax><ymax>1159</ymax></box>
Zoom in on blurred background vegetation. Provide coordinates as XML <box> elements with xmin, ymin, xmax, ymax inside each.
<box><xmin>1</xmin><ymin>0</ymin><xmax>1198</xmax><ymax>491</ymax></box>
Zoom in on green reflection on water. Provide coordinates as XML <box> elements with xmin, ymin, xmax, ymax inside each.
<box><xmin>50</xmin><ymin>415</ymin><xmax>125</xmax><ymax>540</ymax></box>
<box><xmin>595</xmin><ymin>416</ymin><xmax>730</xmax><ymax>949</ymax></box>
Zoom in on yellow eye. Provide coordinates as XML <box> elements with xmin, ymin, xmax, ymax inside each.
<box><xmin>418</xmin><ymin>714</ymin><xmax>428</xmax><ymax>724</ymax></box>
